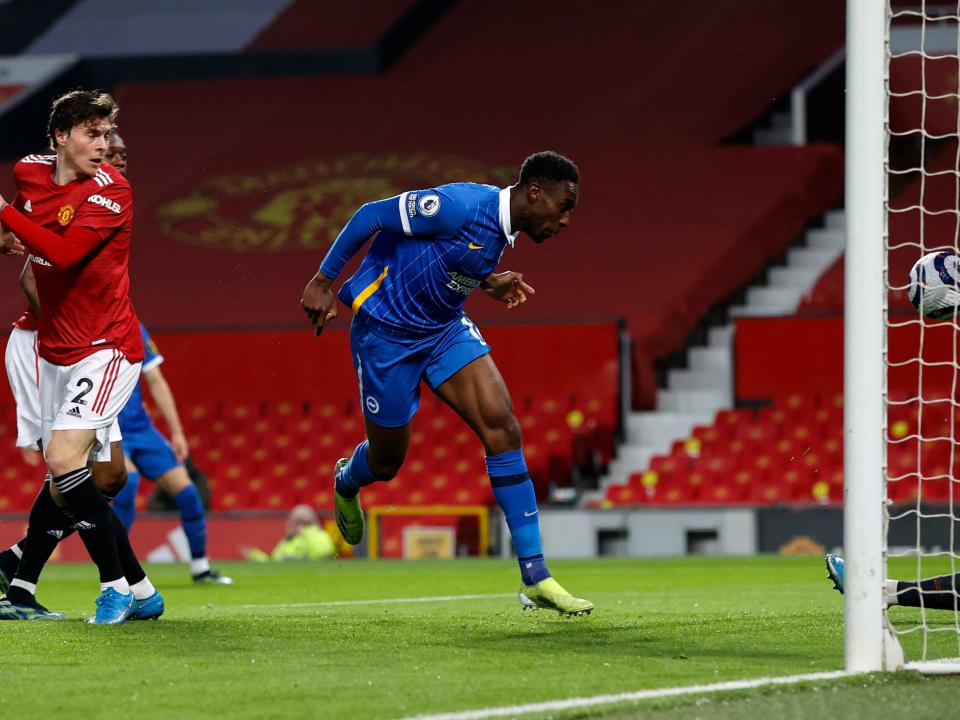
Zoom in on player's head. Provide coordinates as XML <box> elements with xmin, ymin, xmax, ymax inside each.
<box><xmin>286</xmin><ymin>504</ymin><xmax>319</xmax><ymax>535</ymax></box>
<box><xmin>104</xmin><ymin>131</ymin><xmax>128</xmax><ymax>177</ymax></box>
<box><xmin>515</xmin><ymin>151</ymin><xmax>579</xmax><ymax>243</ymax></box>
<box><xmin>47</xmin><ymin>89</ymin><xmax>118</xmax><ymax>177</ymax></box>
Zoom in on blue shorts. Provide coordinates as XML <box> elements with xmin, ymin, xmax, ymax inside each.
<box><xmin>122</xmin><ymin>423</ymin><xmax>181</xmax><ymax>480</ymax></box>
<box><xmin>350</xmin><ymin>315</ymin><xmax>491</xmax><ymax>428</ymax></box>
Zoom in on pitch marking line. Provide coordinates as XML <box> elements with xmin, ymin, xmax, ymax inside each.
<box><xmin>399</xmin><ymin>670</ymin><xmax>859</xmax><ymax>720</ymax></box>
<box><xmin>237</xmin><ymin>593</ymin><xmax>514</xmax><ymax>610</ymax></box>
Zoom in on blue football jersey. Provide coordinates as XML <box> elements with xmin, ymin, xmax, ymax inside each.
<box><xmin>118</xmin><ymin>323</ymin><xmax>164</xmax><ymax>433</ymax></box>
<box><xmin>322</xmin><ymin>183</ymin><xmax>518</xmax><ymax>338</ymax></box>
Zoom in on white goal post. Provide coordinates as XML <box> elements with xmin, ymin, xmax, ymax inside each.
<box><xmin>846</xmin><ymin>0</ymin><xmax>960</xmax><ymax>673</ymax></box>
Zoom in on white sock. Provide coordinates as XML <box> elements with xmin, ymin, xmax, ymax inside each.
<box><xmin>9</xmin><ymin>544</ymin><xmax>22</xmax><ymax>559</ymax></box>
<box><xmin>191</xmin><ymin>557</ymin><xmax>210</xmax><ymax>575</ymax></box>
<box><xmin>130</xmin><ymin>577</ymin><xmax>156</xmax><ymax>600</ymax></box>
<box><xmin>885</xmin><ymin>579</ymin><xmax>899</xmax><ymax>606</ymax></box>
<box><xmin>10</xmin><ymin>578</ymin><xmax>36</xmax><ymax>595</ymax></box>
<box><xmin>101</xmin><ymin>578</ymin><xmax>131</xmax><ymax>594</ymax></box>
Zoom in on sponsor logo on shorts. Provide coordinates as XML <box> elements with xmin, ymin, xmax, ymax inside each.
<box><xmin>365</xmin><ymin>396</ymin><xmax>380</xmax><ymax>414</ymax></box>
<box><xmin>87</xmin><ymin>194</ymin><xmax>122</xmax><ymax>213</ymax></box>
<box><xmin>57</xmin><ymin>204</ymin><xmax>74</xmax><ymax>226</ymax></box>
<box><xmin>65</xmin><ymin>406</ymin><xmax>82</xmax><ymax>418</ymax></box>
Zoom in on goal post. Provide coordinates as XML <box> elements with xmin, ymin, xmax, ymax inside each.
<box><xmin>848</xmin><ymin>0</ymin><xmax>960</xmax><ymax>674</ymax></box>
<box><xmin>845</xmin><ymin>0</ymin><xmax>895</xmax><ymax>673</ymax></box>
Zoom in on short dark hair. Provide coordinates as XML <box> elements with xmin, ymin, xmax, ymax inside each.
<box><xmin>47</xmin><ymin>89</ymin><xmax>118</xmax><ymax>149</ymax></box>
<box><xmin>518</xmin><ymin>151</ymin><xmax>579</xmax><ymax>186</ymax></box>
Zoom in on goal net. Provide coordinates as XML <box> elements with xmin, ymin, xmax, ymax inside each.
<box><xmin>877</xmin><ymin>0</ymin><xmax>960</xmax><ymax>671</ymax></box>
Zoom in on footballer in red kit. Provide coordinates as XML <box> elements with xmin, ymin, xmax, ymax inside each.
<box><xmin>0</xmin><ymin>90</ymin><xmax>160</xmax><ymax>624</ymax></box>
<box><xmin>4</xmin><ymin>155</ymin><xmax>142</xmax><ymax>365</ymax></box>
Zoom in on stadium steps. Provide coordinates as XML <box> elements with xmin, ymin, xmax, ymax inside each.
<box><xmin>752</xmin><ymin>111</ymin><xmax>794</xmax><ymax>145</ymax></box>
<box><xmin>595</xmin><ymin>208</ymin><xmax>846</xmax><ymax>491</ymax></box>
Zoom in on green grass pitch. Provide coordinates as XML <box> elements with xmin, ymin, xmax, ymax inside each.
<box><xmin>1</xmin><ymin>556</ymin><xmax>958</xmax><ymax>719</ymax></box>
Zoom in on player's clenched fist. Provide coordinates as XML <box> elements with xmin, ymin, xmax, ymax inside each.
<box><xmin>301</xmin><ymin>272</ymin><xmax>337</xmax><ymax>336</ymax></box>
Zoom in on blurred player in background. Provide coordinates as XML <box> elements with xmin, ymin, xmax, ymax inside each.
<box><xmin>301</xmin><ymin>151</ymin><xmax>592</xmax><ymax>616</ymax></box>
<box><xmin>111</xmin><ymin>321</ymin><xmax>233</xmax><ymax>584</ymax></box>
<box><xmin>826</xmin><ymin>554</ymin><xmax>960</xmax><ymax>611</ymax></box>
<box><xmin>0</xmin><ymin>90</ymin><xmax>160</xmax><ymax>623</ymax></box>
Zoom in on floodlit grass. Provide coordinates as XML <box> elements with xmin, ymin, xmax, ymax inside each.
<box><xmin>0</xmin><ymin>556</ymin><xmax>956</xmax><ymax>719</ymax></box>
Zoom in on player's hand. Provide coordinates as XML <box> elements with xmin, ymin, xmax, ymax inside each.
<box><xmin>482</xmin><ymin>271</ymin><xmax>535</xmax><ymax>310</ymax></box>
<box><xmin>0</xmin><ymin>228</ymin><xmax>23</xmax><ymax>256</ymax></box>
<box><xmin>302</xmin><ymin>273</ymin><xmax>338</xmax><ymax>336</ymax></box>
<box><xmin>170</xmin><ymin>430</ymin><xmax>189</xmax><ymax>462</ymax></box>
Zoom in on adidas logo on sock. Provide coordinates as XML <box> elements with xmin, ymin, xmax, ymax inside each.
<box><xmin>70</xmin><ymin>521</ymin><xmax>95</xmax><ymax>531</ymax></box>
<box><xmin>65</xmin><ymin>406</ymin><xmax>82</xmax><ymax>418</ymax></box>
<box><xmin>46</xmin><ymin>529</ymin><xmax>64</xmax><ymax>539</ymax></box>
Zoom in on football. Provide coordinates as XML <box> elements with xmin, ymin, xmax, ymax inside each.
<box><xmin>908</xmin><ymin>250</ymin><xmax>960</xmax><ymax>319</ymax></box>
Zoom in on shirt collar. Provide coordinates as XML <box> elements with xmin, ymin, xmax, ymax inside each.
<box><xmin>499</xmin><ymin>186</ymin><xmax>519</xmax><ymax>247</ymax></box>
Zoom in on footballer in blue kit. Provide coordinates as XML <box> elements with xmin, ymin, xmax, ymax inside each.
<box><xmin>110</xmin><ymin>323</ymin><xmax>232</xmax><ymax>585</ymax></box>
<box><xmin>302</xmin><ymin>151</ymin><xmax>592</xmax><ymax>616</ymax></box>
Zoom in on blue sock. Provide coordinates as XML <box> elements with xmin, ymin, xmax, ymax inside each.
<box><xmin>335</xmin><ymin>440</ymin><xmax>378</xmax><ymax>499</ymax></box>
<box><xmin>175</xmin><ymin>483</ymin><xmax>207</xmax><ymax>560</ymax></box>
<box><xmin>112</xmin><ymin>469</ymin><xmax>139</xmax><ymax>531</ymax></box>
<box><xmin>487</xmin><ymin>448</ymin><xmax>550</xmax><ymax>585</ymax></box>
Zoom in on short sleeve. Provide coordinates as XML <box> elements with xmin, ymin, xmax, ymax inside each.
<box><xmin>398</xmin><ymin>187</ymin><xmax>469</xmax><ymax>238</ymax></box>
<box><xmin>72</xmin><ymin>181</ymin><xmax>133</xmax><ymax>237</ymax></box>
<box><xmin>140</xmin><ymin>323</ymin><xmax>165</xmax><ymax>371</ymax></box>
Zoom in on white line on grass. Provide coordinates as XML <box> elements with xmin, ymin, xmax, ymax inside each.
<box><xmin>237</xmin><ymin>593</ymin><xmax>514</xmax><ymax>610</ymax></box>
<box><xmin>398</xmin><ymin>670</ymin><xmax>859</xmax><ymax>720</ymax></box>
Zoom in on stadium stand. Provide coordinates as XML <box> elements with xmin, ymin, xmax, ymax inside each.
<box><xmin>0</xmin><ymin>0</ymin><xmax>848</xmax><ymax>515</ymax></box>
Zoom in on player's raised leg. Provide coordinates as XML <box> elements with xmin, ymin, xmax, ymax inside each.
<box><xmin>434</xmin><ymin>350</ymin><xmax>592</xmax><ymax>617</ymax></box>
<box><xmin>334</xmin><ymin>422</ymin><xmax>410</xmax><ymax>545</ymax></box>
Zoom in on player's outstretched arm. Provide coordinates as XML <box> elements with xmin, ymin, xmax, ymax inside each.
<box><xmin>0</xmin><ymin>198</ymin><xmax>102</xmax><ymax>268</ymax></box>
<box><xmin>301</xmin><ymin>272</ymin><xmax>338</xmax><ymax>336</ymax></box>
<box><xmin>481</xmin><ymin>271</ymin><xmax>536</xmax><ymax>310</ymax></box>
<box><xmin>143</xmin><ymin>366</ymin><xmax>189</xmax><ymax>461</ymax></box>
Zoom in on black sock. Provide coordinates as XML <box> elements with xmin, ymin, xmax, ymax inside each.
<box><xmin>99</xmin><ymin>487</ymin><xmax>145</xmax><ymax>585</ymax></box>
<box><xmin>0</xmin><ymin>545</ymin><xmax>21</xmax><ymax>578</ymax></box>
<box><xmin>54</xmin><ymin>469</ymin><xmax>124</xmax><ymax>584</ymax></box>
<box><xmin>8</xmin><ymin>485</ymin><xmax>74</xmax><ymax>597</ymax></box>
<box><xmin>896</xmin><ymin>573</ymin><xmax>960</xmax><ymax>610</ymax></box>
<box><xmin>109</xmin><ymin>507</ymin><xmax>145</xmax><ymax>585</ymax></box>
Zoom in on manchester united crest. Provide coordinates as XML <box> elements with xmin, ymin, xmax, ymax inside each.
<box><xmin>156</xmin><ymin>153</ymin><xmax>514</xmax><ymax>253</ymax></box>
<box><xmin>57</xmin><ymin>204</ymin><xmax>74</xmax><ymax>226</ymax></box>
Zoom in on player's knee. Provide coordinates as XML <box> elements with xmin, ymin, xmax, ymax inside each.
<box><xmin>45</xmin><ymin>450</ymin><xmax>84</xmax><ymax>479</ymax></box>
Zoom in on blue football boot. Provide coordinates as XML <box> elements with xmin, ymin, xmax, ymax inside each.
<box><xmin>825</xmin><ymin>554</ymin><xmax>845</xmax><ymax>594</ymax></box>
<box><xmin>87</xmin><ymin>587</ymin><xmax>135</xmax><ymax>624</ymax></box>
<box><xmin>130</xmin><ymin>590</ymin><xmax>165</xmax><ymax>620</ymax></box>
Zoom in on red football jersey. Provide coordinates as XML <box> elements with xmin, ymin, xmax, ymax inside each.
<box><xmin>11</xmin><ymin>155</ymin><xmax>143</xmax><ymax>365</ymax></box>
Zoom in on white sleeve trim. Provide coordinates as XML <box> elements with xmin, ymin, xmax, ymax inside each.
<box><xmin>142</xmin><ymin>355</ymin><xmax>164</xmax><ymax>373</ymax></box>
<box><xmin>399</xmin><ymin>192</ymin><xmax>412</xmax><ymax>236</ymax></box>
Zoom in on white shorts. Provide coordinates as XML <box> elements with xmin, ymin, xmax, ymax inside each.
<box><xmin>40</xmin><ymin>348</ymin><xmax>139</xmax><ymax>463</ymax></box>
<box><xmin>5</xmin><ymin>328</ymin><xmax>41</xmax><ymax>449</ymax></box>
